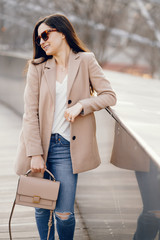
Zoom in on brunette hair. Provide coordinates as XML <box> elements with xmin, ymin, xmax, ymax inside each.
<box><xmin>32</xmin><ymin>14</ymin><xmax>89</xmax><ymax>64</ymax></box>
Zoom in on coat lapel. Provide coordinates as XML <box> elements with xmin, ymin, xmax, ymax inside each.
<box><xmin>43</xmin><ymin>51</ymin><xmax>81</xmax><ymax>103</ymax></box>
<box><xmin>67</xmin><ymin>51</ymin><xmax>81</xmax><ymax>99</ymax></box>
<box><xmin>44</xmin><ymin>57</ymin><xmax>56</xmax><ymax>103</ymax></box>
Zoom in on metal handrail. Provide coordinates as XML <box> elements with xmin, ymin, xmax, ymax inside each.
<box><xmin>106</xmin><ymin>107</ymin><xmax>160</xmax><ymax>168</ymax></box>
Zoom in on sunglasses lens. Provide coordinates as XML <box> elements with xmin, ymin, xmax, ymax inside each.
<box><xmin>41</xmin><ymin>32</ymin><xmax>48</xmax><ymax>41</ymax></box>
<box><xmin>36</xmin><ymin>29</ymin><xmax>56</xmax><ymax>45</ymax></box>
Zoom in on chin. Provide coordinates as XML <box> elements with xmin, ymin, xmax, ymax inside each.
<box><xmin>45</xmin><ymin>48</ymin><xmax>55</xmax><ymax>56</ymax></box>
<box><xmin>45</xmin><ymin>51</ymin><xmax>51</xmax><ymax>55</ymax></box>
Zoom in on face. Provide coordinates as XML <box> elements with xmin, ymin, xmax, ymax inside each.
<box><xmin>37</xmin><ymin>23</ymin><xmax>65</xmax><ymax>56</ymax></box>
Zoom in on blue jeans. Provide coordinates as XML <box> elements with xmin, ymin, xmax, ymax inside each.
<box><xmin>35</xmin><ymin>133</ymin><xmax>78</xmax><ymax>240</ymax></box>
<box><xmin>133</xmin><ymin>160</ymin><xmax>160</xmax><ymax>240</ymax></box>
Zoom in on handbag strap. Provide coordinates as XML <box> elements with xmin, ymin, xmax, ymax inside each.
<box><xmin>25</xmin><ymin>168</ymin><xmax>56</xmax><ymax>181</ymax></box>
<box><xmin>9</xmin><ymin>169</ymin><xmax>56</xmax><ymax>240</ymax></box>
<box><xmin>9</xmin><ymin>201</ymin><xmax>53</xmax><ymax>240</ymax></box>
<box><xmin>47</xmin><ymin>210</ymin><xmax>54</xmax><ymax>239</ymax></box>
<box><xmin>9</xmin><ymin>199</ymin><xmax>16</xmax><ymax>240</ymax></box>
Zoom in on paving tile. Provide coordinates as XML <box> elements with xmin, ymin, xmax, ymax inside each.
<box><xmin>0</xmin><ymin>103</ymin><xmax>89</xmax><ymax>240</ymax></box>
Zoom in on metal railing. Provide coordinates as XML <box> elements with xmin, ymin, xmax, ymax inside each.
<box><xmin>106</xmin><ymin>107</ymin><xmax>160</xmax><ymax>171</ymax></box>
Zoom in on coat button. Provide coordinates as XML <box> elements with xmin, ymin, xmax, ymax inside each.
<box><xmin>68</xmin><ymin>100</ymin><xmax>72</xmax><ymax>104</ymax></box>
<box><xmin>72</xmin><ymin>136</ymin><xmax>76</xmax><ymax>140</ymax></box>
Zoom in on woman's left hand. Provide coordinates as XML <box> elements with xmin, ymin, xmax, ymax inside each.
<box><xmin>64</xmin><ymin>103</ymin><xmax>83</xmax><ymax>122</ymax></box>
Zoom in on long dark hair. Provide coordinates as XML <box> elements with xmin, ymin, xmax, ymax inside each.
<box><xmin>32</xmin><ymin>14</ymin><xmax>89</xmax><ymax>64</ymax></box>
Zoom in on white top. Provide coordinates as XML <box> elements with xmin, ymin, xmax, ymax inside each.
<box><xmin>52</xmin><ymin>75</ymin><xmax>70</xmax><ymax>141</ymax></box>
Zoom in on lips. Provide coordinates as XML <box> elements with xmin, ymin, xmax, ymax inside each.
<box><xmin>43</xmin><ymin>44</ymin><xmax>50</xmax><ymax>51</ymax></box>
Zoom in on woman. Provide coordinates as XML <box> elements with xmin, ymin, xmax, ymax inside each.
<box><xmin>15</xmin><ymin>13</ymin><xmax>116</xmax><ymax>240</ymax></box>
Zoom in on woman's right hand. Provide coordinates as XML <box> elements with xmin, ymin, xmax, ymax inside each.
<box><xmin>30</xmin><ymin>155</ymin><xmax>45</xmax><ymax>173</ymax></box>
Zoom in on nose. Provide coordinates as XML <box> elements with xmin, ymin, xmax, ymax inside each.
<box><xmin>40</xmin><ymin>38</ymin><xmax>45</xmax><ymax>46</ymax></box>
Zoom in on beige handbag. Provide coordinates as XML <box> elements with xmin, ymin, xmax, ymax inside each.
<box><xmin>9</xmin><ymin>169</ymin><xmax>60</xmax><ymax>240</ymax></box>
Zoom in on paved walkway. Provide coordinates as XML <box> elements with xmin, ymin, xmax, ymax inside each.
<box><xmin>0</xmin><ymin>101</ymin><xmax>144</xmax><ymax>240</ymax></box>
<box><xmin>77</xmin><ymin>110</ymin><xmax>143</xmax><ymax>240</ymax></box>
<box><xmin>0</xmin><ymin>103</ymin><xmax>89</xmax><ymax>240</ymax></box>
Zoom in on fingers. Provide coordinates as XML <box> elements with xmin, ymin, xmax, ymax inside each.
<box><xmin>64</xmin><ymin>111</ymin><xmax>75</xmax><ymax>122</ymax></box>
<box><xmin>66</xmin><ymin>115</ymin><xmax>75</xmax><ymax>122</ymax></box>
<box><xmin>31</xmin><ymin>166</ymin><xmax>45</xmax><ymax>173</ymax></box>
<box><xmin>30</xmin><ymin>156</ymin><xmax>45</xmax><ymax>173</ymax></box>
<box><xmin>64</xmin><ymin>103</ymin><xmax>83</xmax><ymax>122</ymax></box>
<box><xmin>31</xmin><ymin>165</ymin><xmax>46</xmax><ymax>174</ymax></box>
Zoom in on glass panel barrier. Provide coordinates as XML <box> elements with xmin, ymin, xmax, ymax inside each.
<box><xmin>77</xmin><ymin>107</ymin><xmax>160</xmax><ymax>240</ymax></box>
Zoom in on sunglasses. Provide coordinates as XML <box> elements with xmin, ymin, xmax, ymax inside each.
<box><xmin>36</xmin><ymin>29</ymin><xmax>56</xmax><ymax>46</ymax></box>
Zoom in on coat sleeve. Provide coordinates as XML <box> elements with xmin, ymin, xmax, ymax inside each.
<box><xmin>79</xmin><ymin>53</ymin><xmax>117</xmax><ymax>116</ymax></box>
<box><xmin>22</xmin><ymin>62</ymin><xmax>44</xmax><ymax>157</ymax></box>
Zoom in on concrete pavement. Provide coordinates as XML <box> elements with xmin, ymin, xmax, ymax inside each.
<box><xmin>0</xmin><ymin>101</ymin><xmax>143</xmax><ymax>240</ymax></box>
<box><xmin>0</xmin><ymin>103</ymin><xmax>89</xmax><ymax>240</ymax></box>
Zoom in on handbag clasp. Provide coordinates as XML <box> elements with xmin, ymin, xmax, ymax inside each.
<box><xmin>33</xmin><ymin>196</ymin><xmax>40</xmax><ymax>203</ymax></box>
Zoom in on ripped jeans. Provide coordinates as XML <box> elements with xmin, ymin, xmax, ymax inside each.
<box><xmin>133</xmin><ymin>160</ymin><xmax>160</xmax><ymax>240</ymax></box>
<box><xmin>35</xmin><ymin>133</ymin><xmax>78</xmax><ymax>240</ymax></box>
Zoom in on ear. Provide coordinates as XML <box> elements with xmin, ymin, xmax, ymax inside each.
<box><xmin>62</xmin><ymin>34</ymin><xmax>65</xmax><ymax>39</ymax></box>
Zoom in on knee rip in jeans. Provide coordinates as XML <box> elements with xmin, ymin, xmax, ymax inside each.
<box><xmin>55</xmin><ymin>211</ymin><xmax>72</xmax><ymax>220</ymax></box>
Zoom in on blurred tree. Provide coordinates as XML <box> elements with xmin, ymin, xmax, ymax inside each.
<box><xmin>0</xmin><ymin>0</ymin><xmax>160</xmax><ymax>77</ymax></box>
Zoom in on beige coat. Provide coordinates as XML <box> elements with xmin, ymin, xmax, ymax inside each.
<box><xmin>15</xmin><ymin>51</ymin><xmax>117</xmax><ymax>175</ymax></box>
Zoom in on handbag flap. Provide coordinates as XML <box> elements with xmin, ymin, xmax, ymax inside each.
<box><xmin>17</xmin><ymin>176</ymin><xmax>60</xmax><ymax>201</ymax></box>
